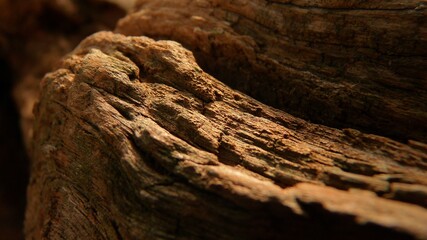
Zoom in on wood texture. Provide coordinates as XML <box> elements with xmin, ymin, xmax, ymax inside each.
<box><xmin>117</xmin><ymin>0</ymin><xmax>427</xmax><ymax>142</ymax></box>
<box><xmin>26</xmin><ymin>32</ymin><xmax>427</xmax><ymax>240</ymax></box>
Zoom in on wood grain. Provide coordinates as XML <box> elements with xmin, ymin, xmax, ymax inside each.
<box><xmin>26</xmin><ymin>32</ymin><xmax>427</xmax><ymax>240</ymax></box>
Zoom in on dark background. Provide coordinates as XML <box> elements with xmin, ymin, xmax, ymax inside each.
<box><xmin>0</xmin><ymin>57</ymin><xmax>28</xmax><ymax>240</ymax></box>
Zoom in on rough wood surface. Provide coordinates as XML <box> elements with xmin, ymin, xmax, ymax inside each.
<box><xmin>117</xmin><ymin>0</ymin><xmax>427</xmax><ymax>142</ymax></box>
<box><xmin>26</xmin><ymin>31</ymin><xmax>427</xmax><ymax>240</ymax></box>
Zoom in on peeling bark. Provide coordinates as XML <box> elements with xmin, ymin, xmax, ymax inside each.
<box><xmin>26</xmin><ymin>32</ymin><xmax>427</xmax><ymax>240</ymax></box>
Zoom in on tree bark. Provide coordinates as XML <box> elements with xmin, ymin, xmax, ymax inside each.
<box><xmin>117</xmin><ymin>0</ymin><xmax>427</xmax><ymax>142</ymax></box>
<box><xmin>25</xmin><ymin>31</ymin><xmax>427</xmax><ymax>240</ymax></box>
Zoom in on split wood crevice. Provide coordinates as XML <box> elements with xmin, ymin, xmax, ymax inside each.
<box><xmin>24</xmin><ymin>1</ymin><xmax>427</xmax><ymax>240</ymax></box>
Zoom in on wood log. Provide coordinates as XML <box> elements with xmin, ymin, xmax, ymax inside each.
<box><xmin>26</xmin><ymin>31</ymin><xmax>427</xmax><ymax>240</ymax></box>
<box><xmin>117</xmin><ymin>0</ymin><xmax>427</xmax><ymax>142</ymax></box>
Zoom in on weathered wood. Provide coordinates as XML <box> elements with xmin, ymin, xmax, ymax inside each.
<box><xmin>117</xmin><ymin>0</ymin><xmax>427</xmax><ymax>142</ymax></box>
<box><xmin>26</xmin><ymin>32</ymin><xmax>427</xmax><ymax>240</ymax></box>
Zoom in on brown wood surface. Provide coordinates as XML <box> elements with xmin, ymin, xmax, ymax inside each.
<box><xmin>117</xmin><ymin>0</ymin><xmax>427</xmax><ymax>142</ymax></box>
<box><xmin>25</xmin><ymin>31</ymin><xmax>427</xmax><ymax>240</ymax></box>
